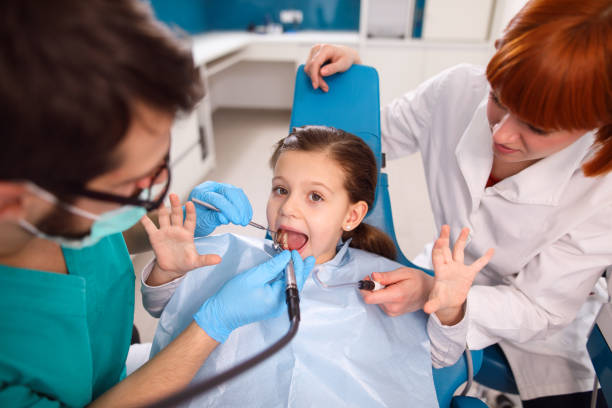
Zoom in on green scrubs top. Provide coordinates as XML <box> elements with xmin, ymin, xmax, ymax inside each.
<box><xmin>0</xmin><ymin>233</ymin><xmax>135</xmax><ymax>407</ymax></box>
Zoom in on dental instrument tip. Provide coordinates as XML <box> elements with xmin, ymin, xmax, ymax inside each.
<box><xmin>357</xmin><ymin>280</ymin><xmax>384</xmax><ymax>291</ymax></box>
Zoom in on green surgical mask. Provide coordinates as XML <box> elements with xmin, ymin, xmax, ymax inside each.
<box><xmin>19</xmin><ymin>183</ymin><xmax>147</xmax><ymax>249</ymax></box>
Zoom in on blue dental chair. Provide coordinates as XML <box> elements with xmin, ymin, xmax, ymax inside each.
<box><xmin>290</xmin><ymin>64</ymin><xmax>487</xmax><ymax>408</ymax></box>
<box><xmin>587</xmin><ymin>269</ymin><xmax>612</xmax><ymax>407</ymax></box>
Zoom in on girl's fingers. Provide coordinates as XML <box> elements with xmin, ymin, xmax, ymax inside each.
<box><xmin>158</xmin><ymin>204</ymin><xmax>170</xmax><ymax>228</ymax></box>
<box><xmin>423</xmin><ymin>296</ymin><xmax>441</xmax><ymax>315</ymax></box>
<box><xmin>197</xmin><ymin>253</ymin><xmax>222</xmax><ymax>268</ymax></box>
<box><xmin>452</xmin><ymin>227</ymin><xmax>470</xmax><ymax>263</ymax></box>
<box><xmin>438</xmin><ymin>225</ymin><xmax>452</xmax><ymax>263</ymax></box>
<box><xmin>140</xmin><ymin>214</ymin><xmax>158</xmax><ymax>234</ymax></box>
<box><xmin>184</xmin><ymin>201</ymin><xmax>196</xmax><ymax>232</ymax></box>
<box><xmin>439</xmin><ymin>225</ymin><xmax>450</xmax><ymax>240</ymax></box>
<box><xmin>432</xmin><ymin>245</ymin><xmax>445</xmax><ymax>270</ymax></box>
<box><xmin>442</xmin><ymin>244</ymin><xmax>453</xmax><ymax>264</ymax></box>
<box><xmin>169</xmin><ymin>194</ymin><xmax>183</xmax><ymax>226</ymax></box>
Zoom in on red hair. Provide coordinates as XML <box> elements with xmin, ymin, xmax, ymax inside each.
<box><xmin>486</xmin><ymin>0</ymin><xmax>612</xmax><ymax>176</ymax></box>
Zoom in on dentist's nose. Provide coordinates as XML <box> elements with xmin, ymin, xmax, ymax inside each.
<box><xmin>491</xmin><ymin>113</ymin><xmax>521</xmax><ymax>145</ymax></box>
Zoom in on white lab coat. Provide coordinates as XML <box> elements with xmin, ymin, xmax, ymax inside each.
<box><xmin>382</xmin><ymin>64</ymin><xmax>612</xmax><ymax>400</ymax></box>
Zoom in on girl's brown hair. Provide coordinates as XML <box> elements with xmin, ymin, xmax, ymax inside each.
<box><xmin>270</xmin><ymin>126</ymin><xmax>397</xmax><ymax>260</ymax></box>
<box><xmin>486</xmin><ymin>0</ymin><xmax>612</xmax><ymax>176</ymax></box>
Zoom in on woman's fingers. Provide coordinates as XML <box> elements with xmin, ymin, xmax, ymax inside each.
<box><xmin>169</xmin><ymin>193</ymin><xmax>183</xmax><ymax>226</ymax></box>
<box><xmin>371</xmin><ymin>267</ymin><xmax>415</xmax><ymax>285</ymax></box>
<box><xmin>304</xmin><ymin>44</ymin><xmax>355</xmax><ymax>92</ymax></box>
<box><xmin>304</xmin><ymin>44</ymin><xmax>322</xmax><ymax>86</ymax></box>
<box><xmin>305</xmin><ymin>44</ymin><xmax>330</xmax><ymax>89</ymax></box>
<box><xmin>361</xmin><ymin>281</ymin><xmax>406</xmax><ymax>305</ymax></box>
<box><xmin>320</xmin><ymin>58</ymin><xmax>350</xmax><ymax>77</ymax></box>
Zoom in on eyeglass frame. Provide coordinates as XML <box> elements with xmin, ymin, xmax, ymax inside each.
<box><xmin>50</xmin><ymin>153</ymin><xmax>171</xmax><ymax>212</ymax></box>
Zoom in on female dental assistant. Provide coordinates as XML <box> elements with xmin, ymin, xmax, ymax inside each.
<box><xmin>0</xmin><ymin>1</ymin><xmax>313</xmax><ymax>407</ymax></box>
<box><xmin>305</xmin><ymin>0</ymin><xmax>612</xmax><ymax>406</ymax></box>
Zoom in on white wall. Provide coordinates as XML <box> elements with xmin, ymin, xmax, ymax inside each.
<box><xmin>208</xmin><ymin>61</ymin><xmax>296</xmax><ymax>112</ymax></box>
<box><xmin>489</xmin><ymin>0</ymin><xmax>529</xmax><ymax>40</ymax></box>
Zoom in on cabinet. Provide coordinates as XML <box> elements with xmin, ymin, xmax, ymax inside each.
<box><xmin>168</xmin><ymin>78</ymin><xmax>215</xmax><ymax>200</ymax></box>
<box><xmin>172</xmin><ymin>0</ymin><xmax>521</xmax><ymax>193</ymax></box>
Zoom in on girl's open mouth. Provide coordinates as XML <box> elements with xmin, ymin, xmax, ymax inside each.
<box><xmin>275</xmin><ymin>227</ymin><xmax>309</xmax><ymax>251</ymax></box>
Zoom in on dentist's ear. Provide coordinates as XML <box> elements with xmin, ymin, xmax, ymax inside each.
<box><xmin>343</xmin><ymin>201</ymin><xmax>368</xmax><ymax>231</ymax></box>
<box><xmin>0</xmin><ymin>182</ymin><xmax>27</xmax><ymax>221</ymax></box>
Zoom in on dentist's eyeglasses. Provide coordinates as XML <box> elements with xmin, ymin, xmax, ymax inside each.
<box><xmin>56</xmin><ymin>153</ymin><xmax>171</xmax><ymax>212</ymax></box>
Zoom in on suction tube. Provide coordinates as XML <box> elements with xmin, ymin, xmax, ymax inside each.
<box><xmin>145</xmin><ymin>262</ymin><xmax>300</xmax><ymax>408</ymax></box>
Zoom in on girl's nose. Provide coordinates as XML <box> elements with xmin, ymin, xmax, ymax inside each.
<box><xmin>279</xmin><ymin>193</ymin><xmax>299</xmax><ymax>217</ymax></box>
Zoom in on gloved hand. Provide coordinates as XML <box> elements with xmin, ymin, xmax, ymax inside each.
<box><xmin>187</xmin><ymin>181</ymin><xmax>253</xmax><ymax>237</ymax></box>
<box><xmin>194</xmin><ymin>250</ymin><xmax>316</xmax><ymax>343</ymax></box>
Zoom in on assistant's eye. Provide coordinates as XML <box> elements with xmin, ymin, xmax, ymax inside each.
<box><xmin>309</xmin><ymin>192</ymin><xmax>324</xmax><ymax>202</ymax></box>
<box><xmin>489</xmin><ymin>91</ymin><xmax>504</xmax><ymax>108</ymax></box>
<box><xmin>526</xmin><ymin>123</ymin><xmax>548</xmax><ymax>135</ymax></box>
<box><xmin>273</xmin><ymin>186</ymin><xmax>288</xmax><ymax>196</ymax></box>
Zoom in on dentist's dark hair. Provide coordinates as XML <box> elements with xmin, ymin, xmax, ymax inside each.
<box><xmin>0</xmin><ymin>0</ymin><xmax>203</xmax><ymax>191</ymax></box>
<box><xmin>270</xmin><ymin>126</ymin><xmax>397</xmax><ymax>260</ymax></box>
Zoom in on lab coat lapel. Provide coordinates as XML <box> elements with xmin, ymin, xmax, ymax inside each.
<box><xmin>454</xmin><ymin>97</ymin><xmax>493</xmax><ymax>212</ymax></box>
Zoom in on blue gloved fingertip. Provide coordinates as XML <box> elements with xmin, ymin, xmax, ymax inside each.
<box><xmin>305</xmin><ymin>256</ymin><xmax>316</xmax><ymax>268</ymax></box>
<box><xmin>218</xmin><ymin>213</ymin><xmax>229</xmax><ymax>225</ymax></box>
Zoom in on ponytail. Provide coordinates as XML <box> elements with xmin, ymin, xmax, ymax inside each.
<box><xmin>343</xmin><ymin>223</ymin><xmax>397</xmax><ymax>260</ymax></box>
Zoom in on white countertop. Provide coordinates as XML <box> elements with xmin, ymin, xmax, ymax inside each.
<box><xmin>190</xmin><ymin>31</ymin><xmax>360</xmax><ymax>65</ymax></box>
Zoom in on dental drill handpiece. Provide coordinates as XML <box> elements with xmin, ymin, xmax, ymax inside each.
<box><xmin>285</xmin><ymin>260</ymin><xmax>300</xmax><ymax>322</ymax></box>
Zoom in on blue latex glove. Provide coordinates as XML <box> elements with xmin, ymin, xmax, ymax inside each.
<box><xmin>187</xmin><ymin>181</ymin><xmax>253</xmax><ymax>237</ymax></box>
<box><xmin>194</xmin><ymin>250</ymin><xmax>316</xmax><ymax>343</ymax></box>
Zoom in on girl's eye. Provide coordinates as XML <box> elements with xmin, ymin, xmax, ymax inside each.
<box><xmin>273</xmin><ymin>186</ymin><xmax>288</xmax><ymax>195</ymax></box>
<box><xmin>309</xmin><ymin>192</ymin><xmax>323</xmax><ymax>202</ymax></box>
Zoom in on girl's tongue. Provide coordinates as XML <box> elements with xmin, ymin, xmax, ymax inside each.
<box><xmin>276</xmin><ymin>229</ymin><xmax>308</xmax><ymax>250</ymax></box>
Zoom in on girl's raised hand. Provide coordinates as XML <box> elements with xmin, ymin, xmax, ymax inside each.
<box><xmin>424</xmin><ymin>225</ymin><xmax>494</xmax><ymax>325</ymax></box>
<box><xmin>141</xmin><ymin>194</ymin><xmax>221</xmax><ymax>284</ymax></box>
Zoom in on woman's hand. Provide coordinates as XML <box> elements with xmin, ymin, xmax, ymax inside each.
<box><xmin>424</xmin><ymin>225</ymin><xmax>494</xmax><ymax>325</ymax></box>
<box><xmin>194</xmin><ymin>250</ymin><xmax>316</xmax><ymax>343</ymax></box>
<box><xmin>142</xmin><ymin>194</ymin><xmax>222</xmax><ymax>286</ymax></box>
<box><xmin>360</xmin><ymin>267</ymin><xmax>435</xmax><ymax>316</ymax></box>
<box><xmin>304</xmin><ymin>44</ymin><xmax>362</xmax><ymax>92</ymax></box>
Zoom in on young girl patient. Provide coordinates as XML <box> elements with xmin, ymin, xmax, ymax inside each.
<box><xmin>147</xmin><ymin>126</ymin><xmax>493</xmax><ymax>407</ymax></box>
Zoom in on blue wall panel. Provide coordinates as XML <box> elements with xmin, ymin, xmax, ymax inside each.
<box><xmin>149</xmin><ymin>0</ymin><xmax>359</xmax><ymax>33</ymax></box>
<box><xmin>148</xmin><ymin>0</ymin><xmax>208</xmax><ymax>34</ymax></box>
